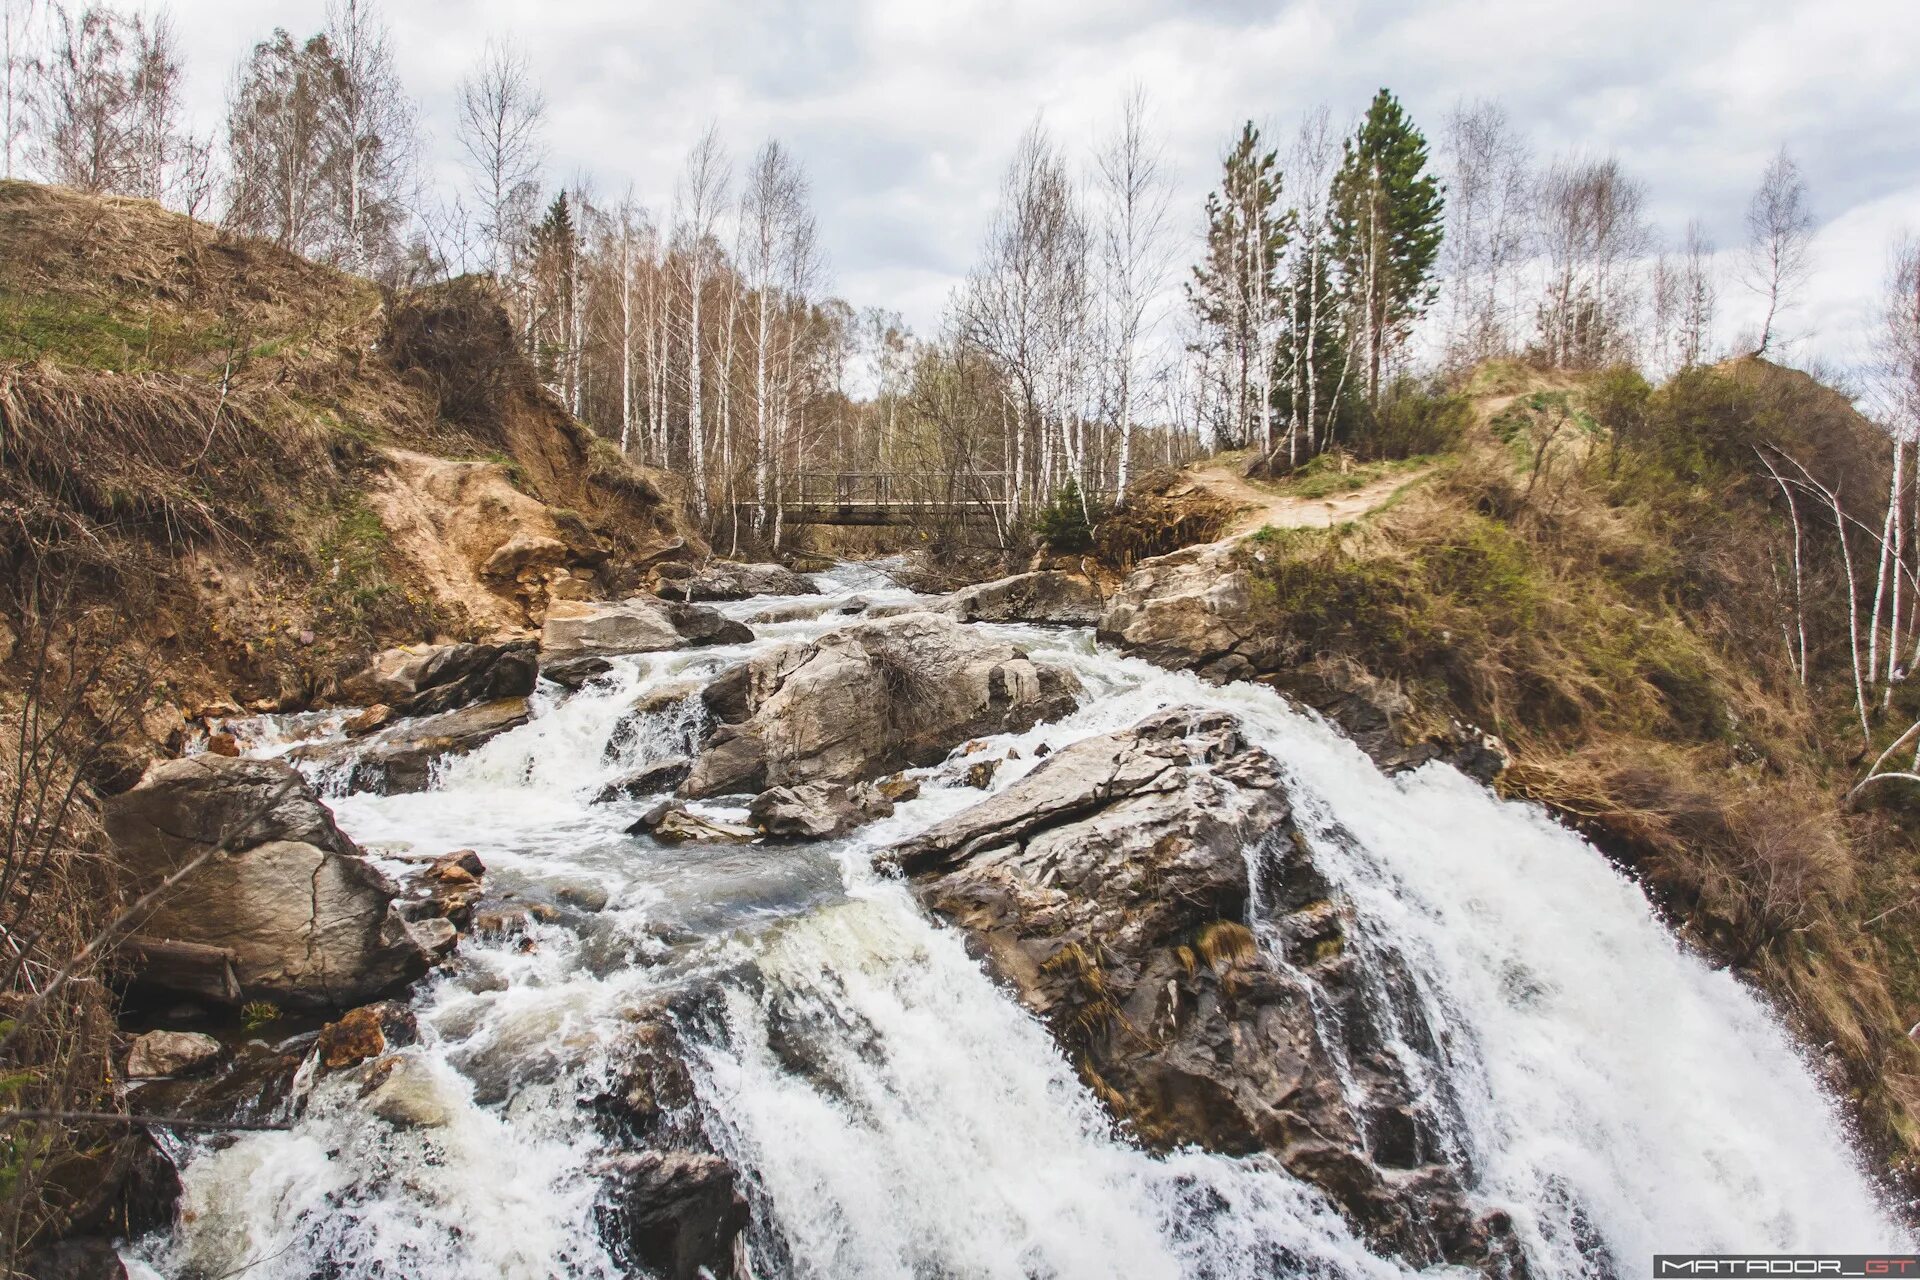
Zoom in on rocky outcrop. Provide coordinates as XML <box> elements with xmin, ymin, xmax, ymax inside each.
<box><xmin>1096</xmin><ymin>542</ymin><xmax>1262</xmax><ymax>681</ymax></box>
<box><xmin>943</xmin><ymin>571</ymin><xmax>1102</xmax><ymax>625</ymax></box>
<box><xmin>652</xmin><ymin>560</ymin><xmax>816</xmax><ymax>601</ymax></box>
<box><xmin>289</xmin><ymin>697</ymin><xmax>530</xmax><ymax>794</ymax></box>
<box><xmin>339</xmin><ymin>641</ymin><xmax>537</xmax><ymax>717</ymax></box>
<box><xmin>104</xmin><ymin>757</ymin><xmax>436</xmax><ymax>1008</ymax></box>
<box><xmin>886</xmin><ymin>708</ymin><xmax>1520</xmax><ymax>1271</ymax></box>
<box><xmin>1099</xmin><ymin>546</ymin><xmax>1509</xmax><ymax>782</ymax></box>
<box><xmin>747</xmin><ymin>781</ymin><xmax>893</xmax><ymax>839</ymax></box>
<box><xmin>542</xmin><ymin>597</ymin><xmax>752</xmax><ymax>661</ymax></box>
<box><xmin>680</xmin><ymin>612</ymin><xmax>1083</xmax><ymax>798</ymax></box>
<box><xmin>594</xmin><ymin>757</ymin><xmax>695</xmax><ymax>803</ymax></box>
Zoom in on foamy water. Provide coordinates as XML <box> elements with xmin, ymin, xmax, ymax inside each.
<box><xmin>132</xmin><ymin>566</ymin><xmax>1910</xmax><ymax>1278</ymax></box>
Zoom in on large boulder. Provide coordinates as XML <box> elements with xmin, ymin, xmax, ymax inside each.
<box><xmin>1095</xmin><ymin>542</ymin><xmax>1262</xmax><ymax>681</ymax></box>
<box><xmin>680</xmin><ymin>612</ymin><xmax>1082</xmax><ymax>798</ymax></box>
<box><xmin>542</xmin><ymin>597</ymin><xmax>752</xmax><ymax>660</ymax></box>
<box><xmin>289</xmin><ymin>697</ymin><xmax>530</xmax><ymax>794</ymax></box>
<box><xmin>943</xmin><ymin>571</ymin><xmax>1102</xmax><ymax>626</ymax></box>
<box><xmin>886</xmin><ymin>708</ymin><xmax>1519</xmax><ymax>1270</ymax></box>
<box><xmin>104</xmin><ymin>757</ymin><xmax>435</xmax><ymax>1008</ymax></box>
<box><xmin>339</xmin><ymin>641</ymin><xmax>537</xmax><ymax>717</ymax></box>
<box><xmin>747</xmin><ymin>781</ymin><xmax>893</xmax><ymax>839</ymax></box>
<box><xmin>652</xmin><ymin>560</ymin><xmax>817</xmax><ymax>601</ymax></box>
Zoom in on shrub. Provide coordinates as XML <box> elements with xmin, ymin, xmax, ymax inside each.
<box><xmin>1347</xmin><ymin>378</ymin><xmax>1473</xmax><ymax>461</ymax></box>
<box><xmin>1034</xmin><ymin>478</ymin><xmax>1098</xmax><ymax>553</ymax></box>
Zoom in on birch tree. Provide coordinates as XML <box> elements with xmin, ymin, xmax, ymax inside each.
<box><xmin>31</xmin><ymin>4</ymin><xmax>174</xmax><ymax>195</ymax></box>
<box><xmin>319</xmin><ymin>0</ymin><xmax>414</xmax><ymax>276</ymax></box>
<box><xmin>1743</xmin><ymin>147</ymin><xmax>1813</xmax><ymax>357</ymax></box>
<box><xmin>456</xmin><ymin>39</ymin><xmax>545</xmax><ymax>279</ymax></box>
<box><xmin>673</xmin><ymin>123</ymin><xmax>730</xmax><ymax>516</ymax></box>
<box><xmin>1678</xmin><ymin>218</ymin><xmax>1716</xmax><ymax>368</ymax></box>
<box><xmin>225</xmin><ymin>30</ymin><xmax>334</xmax><ymax>254</ymax></box>
<box><xmin>1</xmin><ymin>0</ymin><xmax>36</xmax><ymax>178</ymax></box>
<box><xmin>1094</xmin><ymin>86</ymin><xmax>1171</xmax><ymax>502</ymax></box>
<box><xmin>1441</xmin><ymin>98</ymin><xmax>1531</xmax><ymax>363</ymax></box>
<box><xmin>1188</xmin><ymin>122</ymin><xmax>1285</xmax><ymax>451</ymax></box>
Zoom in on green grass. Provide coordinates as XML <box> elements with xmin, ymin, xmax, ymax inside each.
<box><xmin>1281</xmin><ymin>453</ymin><xmax>1434</xmax><ymax>501</ymax></box>
<box><xmin>0</xmin><ymin>289</ymin><xmax>236</xmax><ymax>372</ymax></box>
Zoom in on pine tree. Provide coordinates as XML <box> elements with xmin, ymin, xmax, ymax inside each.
<box><xmin>1331</xmin><ymin>89</ymin><xmax>1444</xmax><ymax>406</ymax></box>
<box><xmin>1188</xmin><ymin>123</ymin><xmax>1288</xmax><ymax>450</ymax></box>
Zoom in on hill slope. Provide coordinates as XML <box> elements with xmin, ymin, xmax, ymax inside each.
<box><xmin>0</xmin><ymin>180</ymin><xmax>701</xmax><ymax>719</ymax></box>
<box><xmin>1100</xmin><ymin>359</ymin><xmax>1920</xmax><ymax>1191</ymax></box>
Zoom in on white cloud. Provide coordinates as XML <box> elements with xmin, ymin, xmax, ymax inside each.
<box><xmin>156</xmin><ymin>0</ymin><xmax>1920</xmax><ymax>374</ymax></box>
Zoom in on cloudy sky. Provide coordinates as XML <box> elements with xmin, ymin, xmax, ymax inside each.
<box><xmin>161</xmin><ymin>0</ymin><xmax>1920</xmax><ymax>381</ymax></box>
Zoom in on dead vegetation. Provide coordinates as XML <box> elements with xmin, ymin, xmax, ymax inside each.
<box><xmin>1120</xmin><ymin>357</ymin><xmax>1920</xmax><ymax>1183</ymax></box>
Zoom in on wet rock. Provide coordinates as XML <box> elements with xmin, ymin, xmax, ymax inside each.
<box><xmin>104</xmin><ymin>757</ymin><xmax>430</xmax><ymax>1008</ymax></box>
<box><xmin>595</xmin><ymin>1150</ymin><xmax>749</xmax><ymax>1280</ymax></box>
<box><xmin>887</xmin><ymin>706</ymin><xmax>1494</xmax><ymax>1270</ymax></box>
<box><xmin>628</xmin><ymin>802</ymin><xmax>756</xmax><ymax>844</ymax></box>
<box><xmin>204</xmin><ymin>730</ymin><xmax>241</xmax><ymax>757</ymax></box>
<box><xmin>873</xmin><ymin>774</ymin><xmax>921</xmax><ymax>803</ymax></box>
<box><xmin>125</xmin><ymin>1030</ymin><xmax>223</xmax><ymax>1079</ymax></box>
<box><xmin>21</xmin><ymin>1237</ymin><xmax>127</xmax><ymax>1280</ymax></box>
<box><xmin>552</xmin><ymin>878</ymin><xmax>612</xmax><ymax>912</ymax></box>
<box><xmin>317</xmin><ymin>1001</ymin><xmax>419</xmax><ymax>1069</ymax></box>
<box><xmin>343</xmin><ymin>703</ymin><xmax>394</xmax><ymax>736</ymax></box>
<box><xmin>360</xmin><ymin>1054</ymin><xmax>453</xmax><ymax>1128</ymax></box>
<box><xmin>341</xmin><ymin>641</ymin><xmax>538</xmax><ymax>717</ymax></box>
<box><xmin>542</xmin><ymin>597</ymin><xmax>751</xmax><ymax>661</ymax></box>
<box><xmin>288</xmin><ymin>697</ymin><xmax>530</xmax><ymax>794</ymax></box>
<box><xmin>594</xmin><ymin>757</ymin><xmax>694</xmax><ymax>803</ymax></box>
<box><xmin>430</xmin><ymin>848</ymin><xmax>486</xmax><ymax>881</ymax></box>
<box><xmin>747</xmin><ymin>781</ymin><xmax>893</xmax><ymax>839</ymax></box>
<box><xmin>652</xmin><ymin>559</ymin><xmax>817</xmax><ymax>601</ymax></box>
<box><xmin>943</xmin><ymin>571</ymin><xmax>1103</xmax><ymax>625</ymax></box>
<box><xmin>745</xmin><ymin>594</ymin><xmax>868</xmax><ymax>624</ymax></box>
<box><xmin>681</xmin><ymin>612</ymin><xmax>1082</xmax><ymax>798</ymax></box>
<box><xmin>540</xmin><ymin>654</ymin><xmax>614</xmax><ymax>691</ymax></box>
<box><xmin>961</xmin><ymin>759</ymin><xmax>999</xmax><ymax>789</ymax></box>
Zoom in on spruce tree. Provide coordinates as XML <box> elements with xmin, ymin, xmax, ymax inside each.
<box><xmin>1188</xmin><ymin>123</ymin><xmax>1289</xmax><ymax>449</ymax></box>
<box><xmin>1331</xmin><ymin>89</ymin><xmax>1444</xmax><ymax>406</ymax></box>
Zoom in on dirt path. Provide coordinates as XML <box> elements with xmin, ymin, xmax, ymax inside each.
<box><xmin>1188</xmin><ymin>462</ymin><xmax>1432</xmax><ymax>538</ymax></box>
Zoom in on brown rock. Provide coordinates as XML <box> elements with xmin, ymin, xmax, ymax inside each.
<box><xmin>125</xmin><ymin>1030</ymin><xmax>223</xmax><ymax>1079</ymax></box>
<box><xmin>317</xmin><ymin>1001</ymin><xmax>419</xmax><ymax>1070</ymax></box>
<box><xmin>345</xmin><ymin>704</ymin><xmax>394</xmax><ymax>736</ymax></box>
<box><xmin>680</xmin><ymin>612</ymin><xmax>1082</xmax><ymax>798</ymax></box>
<box><xmin>204</xmin><ymin>732</ymin><xmax>241</xmax><ymax>758</ymax></box>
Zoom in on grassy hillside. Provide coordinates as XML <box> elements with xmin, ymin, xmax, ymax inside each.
<box><xmin>0</xmin><ymin>180</ymin><xmax>696</xmax><ymax>716</ymax></box>
<box><xmin>1151</xmin><ymin>359</ymin><xmax>1920</xmax><ymax>1187</ymax></box>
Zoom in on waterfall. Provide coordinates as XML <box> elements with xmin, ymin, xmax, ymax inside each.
<box><xmin>131</xmin><ymin>573</ymin><xmax>1911</xmax><ymax>1279</ymax></box>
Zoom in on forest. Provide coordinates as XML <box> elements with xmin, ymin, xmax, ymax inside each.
<box><xmin>5</xmin><ymin>0</ymin><xmax>1912</xmax><ymax>555</ymax></box>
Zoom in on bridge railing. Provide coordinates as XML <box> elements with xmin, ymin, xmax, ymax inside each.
<box><xmin>780</xmin><ymin>471</ymin><xmax>1015</xmax><ymax>509</ymax></box>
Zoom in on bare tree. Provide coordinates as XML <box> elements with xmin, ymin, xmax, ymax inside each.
<box><xmin>1679</xmin><ymin>218</ymin><xmax>1716</xmax><ymax>368</ymax></box>
<box><xmin>740</xmin><ymin>139</ymin><xmax>813</xmax><ymax>534</ymax></box>
<box><xmin>225</xmin><ymin>29</ymin><xmax>332</xmax><ymax>255</ymax></box>
<box><xmin>672</xmin><ymin>123</ymin><xmax>730</xmax><ymax>517</ymax></box>
<box><xmin>1743</xmin><ymin>147</ymin><xmax>1813</xmax><ymax>356</ymax></box>
<box><xmin>456</xmin><ymin>39</ymin><xmax>545</xmax><ymax>278</ymax></box>
<box><xmin>124</xmin><ymin>6</ymin><xmax>176</xmax><ymax>199</ymax></box>
<box><xmin>1442</xmin><ymin>98</ymin><xmax>1531</xmax><ymax>363</ymax></box>
<box><xmin>30</xmin><ymin>4</ymin><xmax>171</xmax><ymax>195</ymax></box>
<box><xmin>320</xmin><ymin>0</ymin><xmax>415</xmax><ymax>276</ymax></box>
<box><xmin>1</xmin><ymin>0</ymin><xmax>35</xmax><ymax>178</ymax></box>
<box><xmin>1535</xmin><ymin>155</ymin><xmax>1651</xmax><ymax>367</ymax></box>
<box><xmin>961</xmin><ymin>119</ymin><xmax>1088</xmax><ymax>521</ymax></box>
<box><xmin>1094</xmin><ymin>85</ymin><xmax>1171</xmax><ymax>502</ymax></box>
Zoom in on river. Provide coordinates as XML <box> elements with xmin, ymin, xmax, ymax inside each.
<box><xmin>128</xmin><ymin>561</ymin><xmax>1911</xmax><ymax>1278</ymax></box>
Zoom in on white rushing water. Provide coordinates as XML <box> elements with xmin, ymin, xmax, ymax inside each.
<box><xmin>134</xmin><ymin>567</ymin><xmax>1913</xmax><ymax>1279</ymax></box>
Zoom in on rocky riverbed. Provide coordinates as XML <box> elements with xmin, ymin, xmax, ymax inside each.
<box><xmin>68</xmin><ymin>556</ymin><xmax>1911</xmax><ymax>1280</ymax></box>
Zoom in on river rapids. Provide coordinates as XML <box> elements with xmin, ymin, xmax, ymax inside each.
<box><xmin>127</xmin><ymin>560</ymin><xmax>1912</xmax><ymax>1279</ymax></box>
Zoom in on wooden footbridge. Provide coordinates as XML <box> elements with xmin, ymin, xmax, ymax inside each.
<box><xmin>744</xmin><ymin>471</ymin><xmax>1015</xmax><ymax>527</ymax></box>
